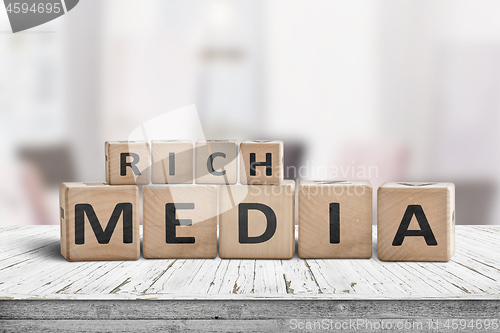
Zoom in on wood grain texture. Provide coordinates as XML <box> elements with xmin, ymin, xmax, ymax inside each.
<box><xmin>298</xmin><ymin>180</ymin><xmax>372</xmax><ymax>259</ymax></box>
<box><xmin>377</xmin><ymin>182</ymin><xmax>455</xmax><ymax>262</ymax></box>
<box><xmin>1</xmin><ymin>225</ymin><xmax>500</xmax><ymax>300</ymax></box>
<box><xmin>195</xmin><ymin>140</ymin><xmax>238</xmax><ymax>184</ymax></box>
<box><xmin>151</xmin><ymin>140</ymin><xmax>193</xmax><ymax>184</ymax></box>
<box><xmin>240</xmin><ymin>140</ymin><xmax>284</xmax><ymax>185</ymax></box>
<box><xmin>143</xmin><ymin>185</ymin><xmax>217</xmax><ymax>259</ymax></box>
<box><xmin>59</xmin><ymin>183</ymin><xmax>140</xmax><ymax>261</ymax></box>
<box><xmin>219</xmin><ymin>181</ymin><xmax>295</xmax><ymax>259</ymax></box>
<box><xmin>105</xmin><ymin>141</ymin><xmax>151</xmax><ymax>185</ymax></box>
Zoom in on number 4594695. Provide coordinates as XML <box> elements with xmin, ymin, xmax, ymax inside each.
<box><xmin>444</xmin><ymin>319</ymin><xmax>499</xmax><ymax>330</ymax></box>
<box><xmin>6</xmin><ymin>3</ymin><xmax>61</xmax><ymax>14</ymax></box>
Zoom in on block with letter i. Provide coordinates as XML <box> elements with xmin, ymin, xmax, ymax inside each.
<box><xmin>377</xmin><ymin>182</ymin><xmax>455</xmax><ymax>261</ymax></box>
<box><xmin>151</xmin><ymin>140</ymin><xmax>193</xmax><ymax>184</ymax></box>
<box><xmin>59</xmin><ymin>182</ymin><xmax>140</xmax><ymax>261</ymax></box>
<box><xmin>218</xmin><ymin>180</ymin><xmax>295</xmax><ymax>259</ymax></box>
<box><xmin>105</xmin><ymin>141</ymin><xmax>150</xmax><ymax>185</ymax></box>
<box><xmin>195</xmin><ymin>140</ymin><xmax>238</xmax><ymax>184</ymax></box>
<box><xmin>143</xmin><ymin>185</ymin><xmax>218</xmax><ymax>258</ymax></box>
<box><xmin>240</xmin><ymin>140</ymin><xmax>283</xmax><ymax>184</ymax></box>
<box><xmin>298</xmin><ymin>180</ymin><xmax>372</xmax><ymax>259</ymax></box>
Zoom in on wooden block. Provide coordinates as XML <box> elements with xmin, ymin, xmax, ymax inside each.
<box><xmin>298</xmin><ymin>180</ymin><xmax>372</xmax><ymax>259</ymax></box>
<box><xmin>219</xmin><ymin>180</ymin><xmax>295</xmax><ymax>259</ymax></box>
<box><xmin>377</xmin><ymin>182</ymin><xmax>455</xmax><ymax>262</ymax></box>
<box><xmin>151</xmin><ymin>140</ymin><xmax>193</xmax><ymax>184</ymax></box>
<box><xmin>195</xmin><ymin>140</ymin><xmax>238</xmax><ymax>184</ymax></box>
<box><xmin>59</xmin><ymin>182</ymin><xmax>140</xmax><ymax>261</ymax></box>
<box><xmin>143</xmin><ymin>185</ymin><xmax>217</xmax><ymax>258</ymax></box>
<box><xmin>240</xmin><ymin>140</ymin><xmax>283</xmax><ymax>185</ymax></box>
<box><xmin>105</xmin><ymin>141</ymin><xmax>150</xmax><ymax>185</ymax></box>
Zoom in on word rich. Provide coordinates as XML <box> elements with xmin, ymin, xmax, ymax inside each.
<box><xmin>60</xmin><ymin>140</ymin><xmax>455</xmax><ymax>262</ymax></box>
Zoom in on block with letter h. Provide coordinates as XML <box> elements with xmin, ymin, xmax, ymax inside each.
<box><xmin>240</xmin><ymin>140</ymin><xmax>283</xmax><ymax>185</ymax></box>
<box><xmin>59</xmin><ymin>182</ymin><xmax>140</xmax><ymax>261</ymax></box>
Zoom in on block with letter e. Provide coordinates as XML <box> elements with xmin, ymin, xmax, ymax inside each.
<box><xmin>219</xmin><ymin>180</ymin><xmax>295</xmax><ymax>259</ymax></box>
<box><xmin>105</xmin><ymin>141</ymin><xmax>150</xmax><ymax>185</ymax></box>
<box><xmin>377</xmin><ymin>182</ymin><xmax>455</xmax><ymax>261</ymax></box>
<box><xmin>143</xmin><ymin>184</ymin><xmax>218</xmax><ymax>258</ymax></box>
<box><xmin>59</xmin><ymin>182</ymin><xmax>140</xmax><ymax>261</ymax></box>
<box><xmin>240</xmin><ymin>140</ymin><xmax>283</xmax><ymax>185</ymax></box>
<box><xmin>298</xmin><ymin>180</ymin><xmax>372</xmax><ymax>259</ymax></box>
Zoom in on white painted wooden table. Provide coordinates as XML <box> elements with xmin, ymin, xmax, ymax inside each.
<box><xmin>1</xmin><ymin>225</ymin><xmax>500</xmax><ymax>332</ymax></box>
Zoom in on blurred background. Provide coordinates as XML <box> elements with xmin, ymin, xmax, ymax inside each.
<box><xmin>1</xmin><ymin>0</ymin><xmax>499</xmax><ymax>226</ymax></box>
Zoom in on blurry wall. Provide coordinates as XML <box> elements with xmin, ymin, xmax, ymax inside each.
<box><xmin>0</xmin><ymin>0</ymin><xmax>499</xmax><ymax>225</ymax></box>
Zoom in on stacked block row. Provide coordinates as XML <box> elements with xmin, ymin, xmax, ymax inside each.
<box><xmin>61</xmin><ymin>140</ymin><xmax>455</xmax><ymax>263</ymax></box>
<box><xmin>105</xmin><ymin>140</ymin><xmax>283</xmax><ymax>185</ymax></box>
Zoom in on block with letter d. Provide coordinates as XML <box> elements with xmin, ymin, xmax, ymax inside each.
<box><xmin>298</xmin><ymin>180</ymin><xmax>372</xmax><ymax>259</ymax></box>
<box><xmin>105</xmin><ymin>141</ymin><xmax>150</xmax><ymax>185</ymax></box>
<box><xmin>219</xmin><ymin>180</ymin><xmax>295</xmax><ymax>259</ymax></box>
<box><xmin>377</xmin><ymin>182</ymin><xmax>455</xmax><ymax>261</ymax></box>
<box><xmin>59</xmin><ymin>182</ymin><xmax>140</xmax><ymax>261</ymax></box>
<box><xmin>142</xmin><ymin>184</ymin><xmax>218</xmax><ymax>258</ymax></box>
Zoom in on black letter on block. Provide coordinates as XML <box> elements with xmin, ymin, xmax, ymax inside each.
<box><xmin>120</xmin><ymin>152</ymin><xmax>141</xmax><ymax>176</ymax></box>
<box><xmin>207</xmin><ymin>152</ymin><xmax>226</xmax><ymax>176</ymax></box>
<box><xmin>250</xmin><ymin>153</ymin><xmax>272</xmax><ymax>176</ymax></box>
<box><xmin>392</xmin><ymin>205</ymin><xmax>438</xmax><ymax>246</ymax></box>
<box><xmin>75</xmin><ymin>203</ymin><xmax>133</xmax><ymax>245</ymax></box>
<box><xmin>166</xmin><ymin>203</ymin><xmax>195</xmax><ymax>244</ymax></box>
<box><xmin>329</xmin><ymin>203</ymin><xmax>340</xmax><ymax>244</ymax></box>
<box><xmin>238</xmin><ymin>203</ymin><xmax>277</xmax><ymax>244</ymax></box>
<box><xmin>169</xmin><ymin>153</ymin><xmax>175</xmax><ymax>176</ymax></box>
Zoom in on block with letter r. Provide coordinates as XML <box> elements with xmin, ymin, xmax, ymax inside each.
<box><xmin>105</xmin><ymin>141</ymin><xmax>150</xmax><ymax>185</ymax></box>
<box><xmin>59</xmin><ymin>182</ymin><xmax>140</xmax><ymax>261</ymax></box>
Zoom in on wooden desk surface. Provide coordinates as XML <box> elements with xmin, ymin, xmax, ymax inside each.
<box><xmin>1</xmin><ymin>225</ymin><xmax>499</xmax><ymax>300</ymax></box>
<box><xmin>1</xmin><ymin>225</ymin><xmax>499</xmax><ymax>332</ymax></box>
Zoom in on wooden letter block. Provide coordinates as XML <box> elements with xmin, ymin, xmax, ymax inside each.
<box><xmin>240</xmin><ymin>140</ymin><xmax>284</xmax><ymax>185</ymax></box>
<box><xmin>105</xmin><ymin>141</ymin><xmax>150</xmax><ymax>185</ymax></box>
<box><xmin>195</xmin><ymin>140</ymin><xmax>238</xmax><ymax>184</ymax></box>
<box><xmin>377</xmin><ymin>182</ymin><xmax>455</xmax><ymax>262</ymax></box>
<box><xmin>59</xmin><ymin>182</ymin><xmax>140</xmax><ymax>261</ymax></box>
<box><xmin>219</xmin><ymin>180</ymin><xmax>295</xmax><ymax>259</ymax></box>
<box><xmin>298</xmin><ymin>180</ymin><xmax>372</xmax><ymax>259</ymax></box>
<box><xmin>143</xmin><ymin>185</ymin><xmax>217</xmax><ymax>258</ymax></box>
<box><xmin>151</xmin><ymin>140</ymin><xmax>193</xmax><ymax>184</ymax></box>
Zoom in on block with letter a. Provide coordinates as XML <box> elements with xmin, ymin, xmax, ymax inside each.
<box><xmin>377</xmin><ymin>182</ymin><xmax>455</xmax><ymax>261</ymax></box>
<box><xmin>59</xmin><ymin>182</ymin><xmax>140</xmax><ymax>261</ymax></box>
